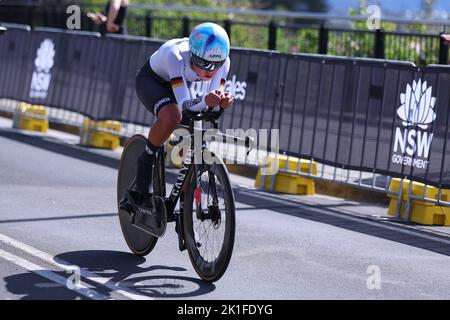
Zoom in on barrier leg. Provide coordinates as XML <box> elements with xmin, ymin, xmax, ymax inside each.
<box><xmin>80</xmin><ymin>118</ymin><xmax>121</xmax><ymax>150</ymax></box>
<box><xmin>387</xmin><ymin>178</ymin><xmax>450</xmax><ymax>226</ymax></box>
<box><xmin>12</xmin><ymin>102</ymin><xmax>48</xmax><ymax>132</ymax></box>
<box><xmin>255</xmin><ymin>155</ymin><xmax>317</xmax><ymax>195</ymax></box>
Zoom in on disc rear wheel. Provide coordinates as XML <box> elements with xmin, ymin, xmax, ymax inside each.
<box><xmin>117</xmin><ymin>134</ymin><xmax>158</xmax><ymax>256</ymax></box>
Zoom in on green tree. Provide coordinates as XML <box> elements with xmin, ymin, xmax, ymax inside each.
<box><xmin>257</xmin><ymin>0</ymin><xmax>327</xmax><ymax>12</ymax></box>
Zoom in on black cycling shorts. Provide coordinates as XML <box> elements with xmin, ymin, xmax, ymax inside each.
<box><xmin>135</xmin><ymin>60</ymin><xmax>177</xmax><ymax>116</ymax></box>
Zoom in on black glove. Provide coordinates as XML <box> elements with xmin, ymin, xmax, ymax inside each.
<box><xmin>204</xmin><ymin>108</ymin><xmax>224</xmax><ymax>122</ymax></box>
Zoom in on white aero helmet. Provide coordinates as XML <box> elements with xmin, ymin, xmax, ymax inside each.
<box><xmin>189</xmin><ymin>22</ymin><xmax>230</xmax><ymax>71</ymax></box>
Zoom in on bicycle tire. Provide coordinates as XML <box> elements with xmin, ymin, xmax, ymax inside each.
<box><xmin>183</xmin><ymin>160</ymin><xmax>236</xmax><ymax>282</ymax></box>
<box><xmin>117</xmin><ymin>134</ymin><xmax>158</xmax><ymax>256</ymax></box>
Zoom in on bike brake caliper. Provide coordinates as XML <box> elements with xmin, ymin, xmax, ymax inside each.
<box><xmin>194</xmin><ymin>187</ymin><xmax>202</xmax><ymax>205</ymax></box>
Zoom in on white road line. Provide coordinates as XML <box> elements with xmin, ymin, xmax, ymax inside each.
<box><xmin>0</xmin><ymin>248</ymin><xmax>108</xmax><ymax>300</ymax></box>
<box><xmin>0</xmin><ymin>233</ymin><xmax>153</xmax><ymax>300</ymax></box>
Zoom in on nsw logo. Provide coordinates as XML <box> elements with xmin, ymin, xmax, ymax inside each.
<box><xmin>30</xmin><ymin>39</ymin><xmax>55</xmax><ymax>99</ymax></box>
<box><xmin>392</xmin><ymin>80</ymin><xmax>437</xmax><ymax>170</ymax></box>
<box><xmin>397</xmin><ymin>79</ymin><xmax>436</xmax><ymax>129</ymax></box>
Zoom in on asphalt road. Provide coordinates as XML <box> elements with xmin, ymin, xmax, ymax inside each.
<box><xmin>0</xmin><ymin>122</ymin><xmax>450</xmax><ymax>300</ymax></box>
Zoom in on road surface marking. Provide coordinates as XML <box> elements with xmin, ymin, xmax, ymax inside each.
<box><xmin>0</xmin><ymin>248</ymin><xmax>108</xmax><ymax>300</ymax></box>
<box><xmin>0</xmin><ymin>232</ymin><xmax>153</xmax><ymax>300</ymax></box>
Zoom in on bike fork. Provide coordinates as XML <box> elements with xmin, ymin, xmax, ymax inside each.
<box><xmin>175</xmin><ymin>193</ymin><xmax>186</xmax><ymax>251</ymax></box>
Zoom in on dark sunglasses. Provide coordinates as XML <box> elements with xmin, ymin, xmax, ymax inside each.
<box><xmin>190</xmin><ymin>53</ymin><xmax>225</xmax><ymax>71</ymax></box>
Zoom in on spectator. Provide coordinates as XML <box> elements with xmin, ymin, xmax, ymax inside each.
<box><xmin>441</xmin><ymin>34</ymin><xmax>450</xmax><ymax>45</ymax></box>
<box><xmin>87</xmin><ymin>0</ymin><xmax>128</xmax><ymax>35</ymax></box>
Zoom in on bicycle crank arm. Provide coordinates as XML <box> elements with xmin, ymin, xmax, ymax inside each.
<box><xmin>124</xmin><ymin>191</ymin><xmax>167</xmax><ymax>238</ymax></box>
<box><xmin>175</xmin><ymin>214</ymin><xmax>186</xmax><ymax>251</ymax></box>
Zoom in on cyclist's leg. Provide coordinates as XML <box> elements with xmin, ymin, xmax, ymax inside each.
<box><xmin>134</xmin><ymin>70</ymin><xmax>180</xmax><ymax>200</ymax></box>
<box><xmin>148</xmin><ymin>104</ymin><xmax>182</xmax><ymax>146</ymax></box>
<box><xmin>135</xmin><ymin>104</ymin><xmax>181</xmax><ymax>198</ymax></box>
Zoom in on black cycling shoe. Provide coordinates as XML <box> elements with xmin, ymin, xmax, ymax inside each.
<box><xmin>119</xmin><ymin>196</ymin><xmax>132</xmax><ymax>212</ymax></box>
<box><xmin>127</xmin><ymin>187</ymin><xmax>145</xmax><ymax>205</ymax></box>
<box><xmin>127</xmin><ymin>188</ymin><xmax>156</xmax><ymax>213</ymax></box>
<box><xmin>141</xmin><ymin>194</ymin><xmax>156</xmax><ymax>211</ymax></box>
<box><xmin>125</xmin><ymin>187</ymin><xmax>167</xmax><ymax>238</ymax></box>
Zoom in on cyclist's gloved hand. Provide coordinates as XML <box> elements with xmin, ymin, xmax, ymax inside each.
<box><xmin>204</xmin><ymin>107</ymin><xmax>224</xmax><ymax>121</ymax></box>
<box><xmin>219</xmin><ymin>91</ymin><xmax>234</xmax><ymax>109</ymax></box>
<box><xmin>205</xmin><ymin>90</ymin><xmax>222</xmax><ymax>108</ymax></box>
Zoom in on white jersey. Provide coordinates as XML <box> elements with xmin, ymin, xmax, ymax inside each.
<box><xmin>149</xmin><ymin>38</ymin><xmax>230</xmax><ymax>112</ymax></box>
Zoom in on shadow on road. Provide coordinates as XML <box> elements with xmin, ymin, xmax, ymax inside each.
<box><xmin>3</xmin><ymin>250</ymin><xmax>215</xmax><ymax>300</ymax></box>
<box><xmin>0</xmin><ymin>128</ymin><xmax>120</xmax><ymax>170</ymax></box>
<box><xmin>4</xmin><ymin>271</ymin><xmax>89</xmax><ymax>300</ymax></box>
<box><xmin>0</xmin><ymin>213</ymin><xmax>117</xmax><ymax>224</ymax></box>
<box><xmin>1</xmin><ymin>128</ymin><xmax>449</xmax><ymax>258</ymax></box>
<box><xmin>55</xmin><ymin>250</ymin><xmax>215</xmax><ymax>299</ymax></box>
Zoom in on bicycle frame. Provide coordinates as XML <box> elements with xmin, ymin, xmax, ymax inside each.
<box><xmin>157</xmin><ymin>120</ymin><xmax>208</xmax><ymax>219</ymax></box>
<box><xmin>119</xmin><ymin>109</ymin><xmax>247</xmax><ymax>279</ymax></box>
<box><xmin>158</xmin><ymin>119</ymin><xmax>255</xmax><ymax>216</ymax></box>
<box><xmin>152</xmin><ymin>116</ymin><xmax>254</xmax><ymax>252</ymax></box>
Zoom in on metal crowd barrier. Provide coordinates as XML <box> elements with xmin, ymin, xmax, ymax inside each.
<box><xmin>1</xmin><ymin>24</ymin><xmax>450</xmax><ymax>224</ymax></box>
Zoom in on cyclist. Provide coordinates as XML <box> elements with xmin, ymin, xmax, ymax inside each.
<box><xmin>132</xmin><ymin>22</ymin><xmax>234</xmax><ymax>210</ymax></box>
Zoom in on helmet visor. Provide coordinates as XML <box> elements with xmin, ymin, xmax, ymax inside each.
<box><xmin>190</xmin><ymin>53</ymin><xmax>225</xmax><ymax>72</ymax></box>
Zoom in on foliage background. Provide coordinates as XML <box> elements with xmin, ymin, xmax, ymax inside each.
<box><xmin>53</xmin><ymin>0</ymin><xmax>447</xmax><ymax>66</ymax></box>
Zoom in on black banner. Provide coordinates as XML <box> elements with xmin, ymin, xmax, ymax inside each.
<box><xmin>1</xmin><ymin>25</ymin><xmax>450</xmax><ymax>188</ymax></box>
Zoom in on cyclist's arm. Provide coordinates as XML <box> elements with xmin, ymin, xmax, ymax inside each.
<box><xmin>106</xmin><ymin>0</ymin><xmax>121</xmax><ymax>32</ymax></box>
<box><xmin>209</xmin><ymin>57</ymin><xmax>230</xmax><ymax>92</ymax></box>
<box><xmin>208</xmin><ymin>58</ymin><xmax>231</xmax><ymax>111</ymax></box>
<box><xmin>166</xmin><ymin>50</ymin><xmax>208</xmax><ymax>112</ymax></box>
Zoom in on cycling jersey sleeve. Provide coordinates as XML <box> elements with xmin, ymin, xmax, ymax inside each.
<box><xmin>208</xmin><ymin>58</ymin><xmax>230</xmax><ymax>111</ymax></box>
<box><xmin>209</xmin><ymin>57</ymin><xmax>230</xmax><ymax>92</ymax></box>
<box><xmin>166</xmin><ymin>49</ymin><xmax>208</xmax><ymax>112</ymax></box>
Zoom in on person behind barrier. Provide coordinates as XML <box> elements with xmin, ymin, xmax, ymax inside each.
<box><xmin>87</xmin><ymin>0</ymin><xmax>128</xmax><ymax>35</ymax></box>
<box><xmin>131</xmin><ymin>22</ymin><xmax>234</xmax><ymax>210</ymax></box>
<box><xmin>442</xmin><ymin>34</ymin><xmax>450</xmax><ymax>45</ymax></box>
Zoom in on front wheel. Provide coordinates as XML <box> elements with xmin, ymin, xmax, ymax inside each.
<box><xmin>183</xmin><ymin>161</ymin><xmax>236</xmax><ymax>282</ymax></box>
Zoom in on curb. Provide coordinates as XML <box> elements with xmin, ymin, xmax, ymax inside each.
<box><xmin>225</xmin><ymin>162</ymin><xmax>258</xmax><ymax>179</ymax></box>
<box><xmin>48</xmin><ymin>121</ymin><xmax>80</xmax><ymax>135</ymax></box>
<box><xmin>315</xmin><ymin>180</ymin><xmax>390</xmax><ymax>205</ymax></box>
